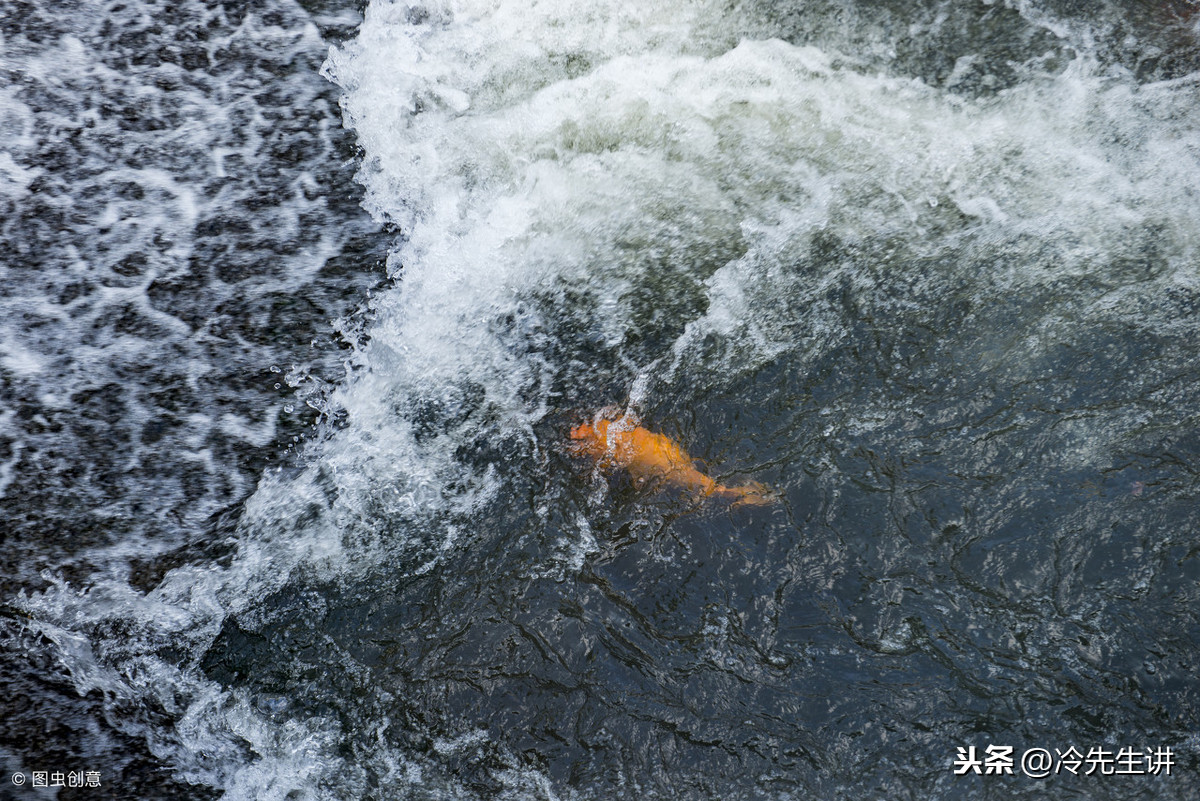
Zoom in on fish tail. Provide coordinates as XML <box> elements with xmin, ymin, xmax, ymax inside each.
<box><xmin>718</xmin><ymin>481</ymin><xmax>777</xmax><ymax>507</ymax></box>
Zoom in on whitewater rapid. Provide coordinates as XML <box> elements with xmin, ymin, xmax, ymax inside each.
<box><xmin>7</xmin><ymin>1</ymin><xmax>1200</xmax><ymax>799</ymax></box>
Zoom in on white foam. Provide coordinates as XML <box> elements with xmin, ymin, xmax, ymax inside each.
<box><xmin>335</xmin><ymin>8</ymin><xmax>1196</xmax><ymax>376</ymax></box>
<box><xmin>304</xmin><ymin>0</ymin><xmax>1200</xmax><ymax>588</ymax></box>
<box><xmin>0</xmin><ymin>151</ymin><xmax>39</xmax><ymax>195</ymax></box>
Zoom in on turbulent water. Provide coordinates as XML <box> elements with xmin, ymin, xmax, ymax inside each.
<box><xmin>4</xmin><ymin>0</ymin><xmax>1200</xmax><ymax>799</ymax></box>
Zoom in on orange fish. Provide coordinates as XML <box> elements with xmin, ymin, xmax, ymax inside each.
<box><xmin>568</xmin><ymin>414</ymin><xmax>775</xmax><ymax>506</ymax></box>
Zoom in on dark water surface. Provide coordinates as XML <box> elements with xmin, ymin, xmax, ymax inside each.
<box><xmin>4</xmin><ymin>1</ymin><xmax>1200</xmax><ymax>799</ymax></box>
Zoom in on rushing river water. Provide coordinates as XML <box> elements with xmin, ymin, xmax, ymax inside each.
<box><xmin>4</xmin><ymin>1</ymin><xmax>1200</xmax><ymax>799</ymax></box>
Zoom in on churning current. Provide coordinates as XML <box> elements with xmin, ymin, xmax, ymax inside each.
<box><xmin>4</xmin><ymin>1</ymin><xmax>1200</xmax><ymax>799</ymax></box>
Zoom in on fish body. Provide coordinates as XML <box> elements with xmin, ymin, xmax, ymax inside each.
<box><xmin>568</xmin><ymin>416</ymin><xmax>774</xmax><ymax>506</ymax></box>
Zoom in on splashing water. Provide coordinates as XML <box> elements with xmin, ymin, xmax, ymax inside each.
<box><xmin>6</xmin><ymin>1</ymin><xmax>1200</xmax><ymax>799</ymax></box>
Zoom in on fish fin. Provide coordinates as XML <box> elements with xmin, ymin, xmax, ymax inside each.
<box><xmin>720</xmin><ymin>481</ymin><xmax>779</xmax><ymax>507</ymax></box>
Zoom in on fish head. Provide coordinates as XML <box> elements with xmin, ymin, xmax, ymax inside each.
<box><xmin>567</xmin><ymin>419</ymin><xmax>609</xmax><ymax>458</ymax></box>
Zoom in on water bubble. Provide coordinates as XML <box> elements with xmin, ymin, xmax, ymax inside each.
<box><xmin>255</xmin><ymin>694</ymin><xmax>291</xmax><ymax>715</ymax></box>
